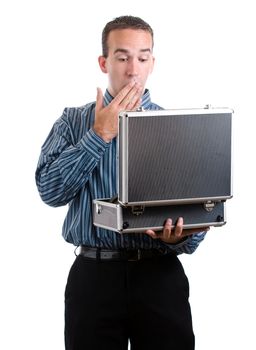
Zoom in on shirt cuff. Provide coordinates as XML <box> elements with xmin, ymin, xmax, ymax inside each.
<box><xmin>163</xmin><ymin>231</ymin><xmax>206</xmax><ymax>249</ymax></box>
<box><xmin>80</xmin><ymin>128</ymin><xmax>110</xmax><ymax>159</ymax></box>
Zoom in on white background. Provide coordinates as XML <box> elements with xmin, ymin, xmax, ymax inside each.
<box><xmin>1</xmin><ymin>0</ymin><xmax>255</xmax><ymax>349</ymax></box>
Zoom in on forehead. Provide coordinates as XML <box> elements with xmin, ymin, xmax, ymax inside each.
<box><xmin>107</xmin><ymin>29</ymin><xmax>153</xmax><ymax>53</ymax></box>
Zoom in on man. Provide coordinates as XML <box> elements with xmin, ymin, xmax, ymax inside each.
<box><xmin>36</xmin><ymin>16</ymin><xmax>208</xmax><ymax>350</ymax></box>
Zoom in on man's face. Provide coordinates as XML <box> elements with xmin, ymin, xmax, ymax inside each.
<box><xmin>98</xmin><ymin>29</ymin><xmax>155</xmax><ymax>97</ymax></box>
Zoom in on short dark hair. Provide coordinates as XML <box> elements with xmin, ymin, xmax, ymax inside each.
<box><xmin>102</xmin><ymin>15</ymin><xmax>154</xmax><ymax>57</ymax></box>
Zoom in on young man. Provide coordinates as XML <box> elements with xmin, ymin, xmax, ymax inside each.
<box><xmin>36</xmin><ymin>16</ymin><xmax>208</xmax><ymax>350</ymax></box>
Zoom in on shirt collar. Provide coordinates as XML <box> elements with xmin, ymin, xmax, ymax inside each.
<box><xmin>103</xmin><ymin>89</ymin><xmax>153</xmax><ymax>110</ymax></box>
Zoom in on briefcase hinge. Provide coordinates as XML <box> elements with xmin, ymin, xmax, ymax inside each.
<box><xmin>136</xmin><ymin>106</ymin><xmax>145</xmax><ymax>112</ymax></box>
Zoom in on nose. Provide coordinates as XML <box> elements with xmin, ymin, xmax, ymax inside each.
<box><xmin>127</xmin><ymin>58</ymin><xmax>139</xmax><ymax>78</ymax></box>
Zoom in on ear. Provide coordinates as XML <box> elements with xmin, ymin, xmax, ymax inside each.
<box><xmin>98</xmin><ymin>56</ymin><xmax>108</xmax><ymax>74</ymax></box>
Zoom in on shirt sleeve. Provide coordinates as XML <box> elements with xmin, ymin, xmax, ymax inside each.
<box><xmin>163</xmin><ymin>231</ymin><xmax>207</xmax><ymax>255</ymax></box>
<box><xmin>35</xmin><ymin>108</ymin><xmax>110</xmax><ymax>207</ymax></box>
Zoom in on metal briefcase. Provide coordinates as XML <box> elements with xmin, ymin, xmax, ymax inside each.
<box><xmin>93</xmin><ymin>107</ymin><xmax>233</xmax><ymax>233</ymax></box>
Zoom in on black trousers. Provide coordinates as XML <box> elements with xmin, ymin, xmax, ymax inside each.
<box><xmin>65</xmin><ymin>253</ymin><xmax>195</xmax><ymax>350</ymax></box>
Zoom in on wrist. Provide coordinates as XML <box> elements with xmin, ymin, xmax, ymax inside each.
<box><xmin>93</xmin><ymin>126</ymin><xmax>113</xmax><ymax>143</ymax></box>
<box><xmin>164</xmin><ymin>236</ymin><xmax>188</xmax><ymax>245</ymax></box>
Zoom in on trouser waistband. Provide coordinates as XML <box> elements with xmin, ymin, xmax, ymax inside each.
<box><xmin>79</xmin><ymin>246</ymin><xmax>166</xmax><ymax>261</ymax></box>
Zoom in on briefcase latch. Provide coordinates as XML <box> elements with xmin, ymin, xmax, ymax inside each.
<box><xmin>203</xmin><ymin>201</ymin><xmax>215</xmax><ymax>212</ymax></box>
<box><xmin>132</xmin><ymin>205</ymin><xmax>145</xmax><ymax>216</ymax></box>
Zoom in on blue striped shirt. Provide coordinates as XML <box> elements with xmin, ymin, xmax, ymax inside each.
<box><xmin>36</xmin><ymin>89</ymin><xmax>206</xmax><ymax>254</ymax></box>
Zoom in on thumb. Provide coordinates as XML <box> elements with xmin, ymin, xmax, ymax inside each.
<box><xmin>95</xmin><ymin>87</ymin><xmax>104</xmax><ymax>111</ymax></box>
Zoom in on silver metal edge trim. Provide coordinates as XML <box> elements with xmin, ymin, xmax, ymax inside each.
<box><xmin>118</xmin><ymin>115</ymin><xmax>129</xmax><ymax>204</ymax></box>
<box><xmin>93</xmin><ymin>222</ymin><xmax>119</xmax><ymax>231</ymax></box>
<box><xmin>93</xmin><ymin>199</ymin><xmax>120</xmax><ymax>208</ymax></box>
<box><xmin>117</xmin><ymin>118</ymin><xmax>120</xmax><ymax>206</ymax></box>
<box><xmin>230</xmin><ymin>111</ymin><xmax>234</xmax><ymax>197</ymax></box>
<box><xmin>118</xmin><ymin>196</ymin><xmax>231</xmax><ymax>207</ymax></box>
<box><xmin>119</xmin><ymin>108</ymin><xmax>233</xmax><ymax>118</ymax></box>
<box><xmin>94</xmin><ymin>220</ymin><xmax>226</xmax><ymax>234</ymax></box>
<box><xmin>120</xmin><ymin>221</ymin><xmax>226</xmax><ymax>234</ymax></box>
<box><xmin>224</xmin><ymin>200</ymin><xmax>227</xmax><ymax>222</ymax></box>
<box><xmin>116</xmin><ymin>205</ymin><xmax>123</xmax><ymax>231</ymax></box>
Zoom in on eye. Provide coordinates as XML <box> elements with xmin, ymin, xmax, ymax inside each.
<box><xmin>117</xmin><ymin>56</ymin><xmax>128</xmax><ymax>62</ymax></box>
<box><xmin>139</xmin><ymin>57</ymin><xmax>149</xmax><ymax>63</ymax></box>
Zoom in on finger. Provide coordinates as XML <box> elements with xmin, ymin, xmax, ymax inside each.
<box><xmin>162</xmin><ymin>218</ymin><xmax>172</xmax><ymax>240</ymax></box>
<box><xmin>114</xmin><ymin>81</ymin><xmax>136</xmax><ymax>105</ymax></box>
<box><xmin>129</xmin><ymin>95</ymin><xmax>142</xmax><ymax>111</ymax></box>
<box><xmin>174</xmin><ymin>217</ymin><xmax>183</xmax><ymax>237</ymax></box>
<box><xmin>145</xmin><ymin>229</ymin><xmax>158</xmax><ymax>239</ymax></box>
<box><xmin>95</xmin><ymin>87</ymin><xmax>104</xmax><ymax>112</ymax></box>
<box><xmin>120</xmin><ymin>85</ymin><xmax>143</xmax><ymax>109</ymax></box>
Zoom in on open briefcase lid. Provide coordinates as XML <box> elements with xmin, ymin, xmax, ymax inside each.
<box><xmin>117</xmin><ymin>107</ymin><xmax>233</xmax><ymax>207</ymax></box>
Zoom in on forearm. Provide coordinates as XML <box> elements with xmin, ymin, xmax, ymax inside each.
<box><xmin>36</xmin><ymin>127</ymin><xmax>109</xmax><ymax>207</ymax></box>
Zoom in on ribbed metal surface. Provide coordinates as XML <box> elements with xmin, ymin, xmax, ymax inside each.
<box><xmin>120</xmin><ymin>112</ymin><xmax>232</xmax><ymax>204</ymax></box>
<box><xmin>122</xmin><ymin>201</ymin><xmax>225</xmax><ymax>231</ymax></box>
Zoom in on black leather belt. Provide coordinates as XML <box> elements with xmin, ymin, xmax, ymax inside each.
<box><xmin>79</xmin><ymin>246</ymin><xmax>165</xmax><ymax>261</ymax></box>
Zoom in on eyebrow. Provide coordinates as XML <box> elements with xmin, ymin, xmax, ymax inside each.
<box><xmin>113</xmin><ymin>48</ymin><xmax>152</xmax><ymax>54</ymax></box>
